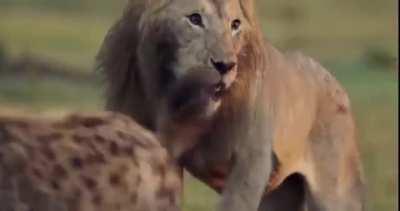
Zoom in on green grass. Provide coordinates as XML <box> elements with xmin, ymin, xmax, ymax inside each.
<box><xmin>183</xmin><ymin>176</ymin><xmax>219</xmax><ymax>211</ymax></box>
<box><xmin>0</xmin><ymin>1</ymin><xmax>397</xmax><ymax>210</ymax></box>
<box><xmin>0</xmin><ymin>75</ymin><xmax>103</xmax><ymax>112</ymax></box>
<box><xmin>258</xmin><ymin>0</ymin><xmax>397</xmax><ymax>62</ymax></box>
<box><xmin>0</xmin><ymin>7</ymin><xmax>117</xmax><ymax>71</ymax></box>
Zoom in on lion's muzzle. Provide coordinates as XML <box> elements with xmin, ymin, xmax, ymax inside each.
<box><xmin>166</xmin><ymin>67</ymin><xmax>224</xmax><ymax>121</ymax></box>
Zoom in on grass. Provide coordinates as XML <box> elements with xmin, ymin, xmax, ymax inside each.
<box><xmin>257</xmin><ymin>0</ymin><xmax>397</xmax><ymax>65</ymax></box>
<box><xmin>0</xmin><ymin>7</ymin><xmax>117</xmax><ymax>71</ymax></box>
<box><xmin>0</xmin><ymin>75</ymin><xmax>102</xmax><ymax>112</ymax></box>
<box><xmin>0</xmin><ymin>0</ymin><xmax>397</xmax><ymax>210</ymax></box>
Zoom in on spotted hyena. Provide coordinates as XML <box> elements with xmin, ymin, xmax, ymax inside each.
<box><xmin>0</xmin><ymin>69</ymin><xmax>222</xmax><ymax>211</ymax></box>
<box><xmin>0</xmin><ymin>112</ymin><xmax>184</xmax><ymax>211</ymax></box>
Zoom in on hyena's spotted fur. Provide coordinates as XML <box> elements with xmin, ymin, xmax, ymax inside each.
<box><xmin>0</xmin><ymin>112</ymin><xmax>182</xmax><ymax>211</ymax></box>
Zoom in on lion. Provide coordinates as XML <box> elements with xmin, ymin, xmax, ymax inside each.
<box><xmin>97</xmin><ymin>0</ymin><xmax>366</xmax><ymax>210</ymax></box>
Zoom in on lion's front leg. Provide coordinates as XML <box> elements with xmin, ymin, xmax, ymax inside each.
<box><xmin>217</xmin><ymin>90</ymin><xmax>274</xmax><ymax>211</ymax></box>
<box><xmin>217</xmin><ymin>140</ymin><xmax>272</xmax><ymax>211</ymax></box>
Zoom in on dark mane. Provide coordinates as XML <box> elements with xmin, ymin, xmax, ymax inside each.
<box><xmin>96</xmin><ymin>0</ymin><xmax>268</xmax><ymax>130</ymax></box>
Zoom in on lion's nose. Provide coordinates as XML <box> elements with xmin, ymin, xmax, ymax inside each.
<box><xmin>210</xmin><ymin>58</ymin><xmax>236</xmax><ymax>75</ymax></box>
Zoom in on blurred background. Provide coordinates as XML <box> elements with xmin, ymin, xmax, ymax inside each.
<box><xmin>0</xmin><ymin>0</ymin><xmax>397</xmax><ymax>210</ymax></box>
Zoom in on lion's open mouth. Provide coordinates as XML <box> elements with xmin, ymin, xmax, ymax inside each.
<box><xmin>210</xmin><ymin>82</ymin><xmax>226</xmax><ymax>101</ymax></box>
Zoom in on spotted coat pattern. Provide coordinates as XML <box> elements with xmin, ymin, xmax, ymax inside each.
<box><xmin>0</xmin><ymin>112</ymin><xmax>182</xmax><ymax>211</ymax></box>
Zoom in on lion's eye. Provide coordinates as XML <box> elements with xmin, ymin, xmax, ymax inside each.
<box><xmin>187</xmin><ymin>13</ymin><xmax>204</xmax><ymax>27</ymax></box>
<box><xmin>231</xmin><ymin>19</ymin><xmax>241</xmax><ymax>31</ymax></box>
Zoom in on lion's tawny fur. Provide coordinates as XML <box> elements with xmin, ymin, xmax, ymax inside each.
<box><xmin>98</xmin><ymin>0</ymin><xmax>365</xmax><ymax>210</ymax></box>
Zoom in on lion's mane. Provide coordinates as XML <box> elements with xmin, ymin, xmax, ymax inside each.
<box><xmin>97</xmin><ymin>0</ymin><xmax>268</xmax><ymax>130</ymax></box>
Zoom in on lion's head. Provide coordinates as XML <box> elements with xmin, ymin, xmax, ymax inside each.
<box><xmin>97</xmin><ymin>0</ymin><xmax>266</xmax><ymax>129</ymax></box>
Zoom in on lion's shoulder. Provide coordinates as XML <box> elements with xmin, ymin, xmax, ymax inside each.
<box><xmin>285</xmin><ymin>51</ymin><xmax>351</xmax><ymax>112</ymax></box>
